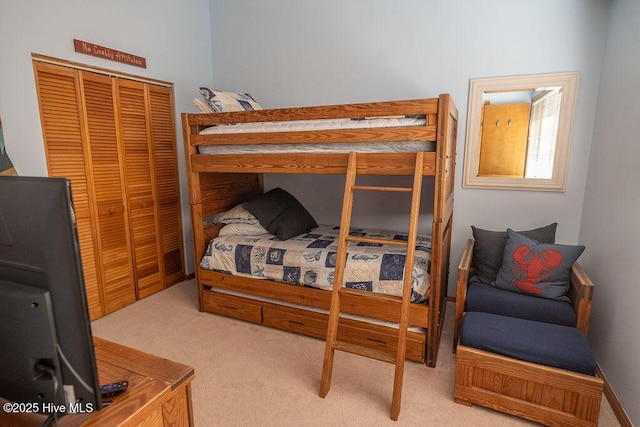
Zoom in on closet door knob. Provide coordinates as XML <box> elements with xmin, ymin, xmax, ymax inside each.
<box><xmin>108</xmin><ymin>207</ymin><xmax>115</xmax><ymax>214</ymax></box>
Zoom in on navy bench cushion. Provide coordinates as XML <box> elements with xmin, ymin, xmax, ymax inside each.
<box><xmin>460</xmin><ymin>312</ymin><xmax>597</xmax><ymax>376</ymax></box>
<box><xmin>466</xmin><ymin>278</ymin><xmax>577</xmax><ymax>327</ymax></box>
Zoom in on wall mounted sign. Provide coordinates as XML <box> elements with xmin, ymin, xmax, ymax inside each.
<box><xmin>73</xmin><ymin>39</ymin><xmax>146</xmax><ymax>68</ymax></box>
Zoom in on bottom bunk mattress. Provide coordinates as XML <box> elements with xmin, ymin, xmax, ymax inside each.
<box><xmin>200</xmin><ymin>225</ymin><xmax>432</xmax><ymax>302</ymax></box>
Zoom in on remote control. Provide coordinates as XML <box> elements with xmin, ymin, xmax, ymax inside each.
<box><xmin>100</xmin><ymin>380</ymin><xmax>129</xmax><ymax>399</ymax></box>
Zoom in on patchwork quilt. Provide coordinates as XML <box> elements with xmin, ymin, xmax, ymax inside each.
<box><xmin>200</xmin><ymin>225</ymin><xmax>432</xmax><ymax>302</ymax></box>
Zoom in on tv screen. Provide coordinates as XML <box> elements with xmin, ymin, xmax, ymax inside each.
<box><xmin>0</xmin><ymin>176</ymin><xmax>102</xmax><ymax>418</ymax></box>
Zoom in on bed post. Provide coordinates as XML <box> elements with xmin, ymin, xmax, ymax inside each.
<box><xmin>182</xmin><ymin>113</ymin><xmax>207</xmax><ymax>311</ymax></box>
<box><xmin>182</xmin><ymin>114</ymin><xmax>265</xmax><ymax>311</ymax></box>
<box><xmin>426</xmin><ymin>94</ymin><xmax>458</xmax><ymax>367</ymax></box>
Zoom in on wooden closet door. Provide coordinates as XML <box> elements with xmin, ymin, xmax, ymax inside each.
<box><xmin>33</xmin><ymin>62</ymin><xmax>104</xmax><ymax>320</ymax></box>
<box><xmin>479</xmin><ymin>103</ymin><xmax>530</xmax><ymax>177</ymax></box>
<box><xmin>116</xmin><ymin>79</ymin><xmax>164</xmax><ymax>299</ymax></box>
<box><xmin>79</xmin><ymin>71</ymin><xmax>136</xmax><ymax>313</ymax></box>
<box><xmin>147</xmin><ymin>84</ymin><xmax>184</xmax><ymax>286</ymax></box>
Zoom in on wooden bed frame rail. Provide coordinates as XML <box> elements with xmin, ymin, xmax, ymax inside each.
<box><xmin>186</xmin><ymin>98</ymin><xmax>439</xmax><ymax>141</ymax></box>
<box><xmin>182</xmin><ymin>94</ymin><xmax>458</xmax><ymax>367</ymax></box>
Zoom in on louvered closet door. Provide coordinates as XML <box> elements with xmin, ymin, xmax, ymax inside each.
<box><xmin>116</xmin><ymin>79</ymin><xmax>164</xmax><ymax>299</ymax></box>
<box><xmin>33</xmin><ymin>62</ymin><xmax>104</xmax><ymax>320</ymax></box>
<box><xmin>79</xmin><ymin>71</ymin><xmax>136</xmax><ymax>313</ymax></box>
<box><xmin>147</xmin><ymin>84</ymin><xmax>184</xmax><ymax>286</ymax></box>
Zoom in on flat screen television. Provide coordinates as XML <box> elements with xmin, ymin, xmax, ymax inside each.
<box><xmin>0</xmin><ymin>176</ymin><xmax>102</xmax><ymax>419</ymax></box>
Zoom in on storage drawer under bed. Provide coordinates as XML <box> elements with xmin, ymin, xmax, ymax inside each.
<box><xmin>263</xmin><ymin>304</ymin><xmax>426</xmax><ymax>362</ymax></box>
<box><xmin>202</xmin><ymin>290</ymin><xmax>262</xmax><ymax>323</ymax></box>
<box><xmin>202</xmin><ymin>289</ymin><xmax>426</xmax><ymax>362</ymax></box>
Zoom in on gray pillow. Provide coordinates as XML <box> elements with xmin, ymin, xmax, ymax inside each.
<box><xmin>495</xmin><ymin>229</ymin><xmax>584</xmax><ymax>301</ymax></box>
<box><xmin>242</xmin><ymin>187</ymin><xmax>318</xmax><ymax>240</ymax></box>
<box><xmin>471</xmin><ymin>223</ymin><xmax>557</xmax><ymax>284</ymax></box>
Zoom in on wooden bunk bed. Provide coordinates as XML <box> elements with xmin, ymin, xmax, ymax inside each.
<box><xmin>181</xmin><ymin>94</ymin><xmax>457</xmax><ymax>368</ymax></box>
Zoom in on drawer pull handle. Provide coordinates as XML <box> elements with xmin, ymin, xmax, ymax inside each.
<box><xmin>367</xmin><ymin>337</ymin><xmax>387</xmax><ymax>345</ymax></box>
<box><xmin>222</xmin><ymin>305</ymin><xmax>238</xmax><ymax>311</ymax></box>
<box><xmin>288</xmin><ymin>320</ymin><xmax>305</xmax><ymax>326</ymax></box>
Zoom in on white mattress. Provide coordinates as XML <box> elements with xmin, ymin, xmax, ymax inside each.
<box><xmin>197</xmin><ymin>116</ymin><xmax>435</xmax><ymax>154</ymax></box>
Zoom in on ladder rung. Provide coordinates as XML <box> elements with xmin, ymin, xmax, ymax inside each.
<box><xmin>345</xmin><ymin>235</ymin><xmax>408</xmax><ymax>247</ymax></box>
<box><xmin>333</xmin><ymin>341</ymin><xmax>397</xmax><ymax>364</ymax></box>
<box><xmin>352</xmin><ymin>185</ymin><xmax>413</xmax><ymax>193</ymax></box>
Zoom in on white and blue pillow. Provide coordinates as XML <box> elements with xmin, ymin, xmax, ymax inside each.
<box><xmin>199</xmin><ymin>87</ymin><xmax>262</xmax><ymax>113</ymax></box>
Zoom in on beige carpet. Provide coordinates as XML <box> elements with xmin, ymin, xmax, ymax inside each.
<box><xmin>91</xmin><ymin>280</ymin><xmax>620</xmax><ymax>426</ymax></box>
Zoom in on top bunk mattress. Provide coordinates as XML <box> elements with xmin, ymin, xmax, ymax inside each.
<box><xmin>197</xmin><ymin>116</ymin><xmax>435</xmax><ymax>154</ymax></box>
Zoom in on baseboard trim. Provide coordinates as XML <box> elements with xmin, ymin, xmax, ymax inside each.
<box><xmin>597</xmin><ymin>365</ymin><xmax>632</xmax><ymax>427</ymax></box>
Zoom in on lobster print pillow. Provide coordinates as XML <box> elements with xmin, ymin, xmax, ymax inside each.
<box><xmin>494</xmin><ymin>229</ymin><xmax>584</xmax><ymax>301</ymax></box>
<box><xmin>471</xmin><ymin>223</ymin><xmax>557</xmax><ymax>284</ymax></box>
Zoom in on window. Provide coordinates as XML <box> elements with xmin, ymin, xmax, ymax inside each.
<box><xmin>525</xmin><ymin>89</ymin><xmax>562</xmax><ymax>179</ymax></box>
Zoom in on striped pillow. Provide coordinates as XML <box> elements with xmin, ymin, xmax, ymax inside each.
<box><xmin>199</xmin><ymin>87</ymin><xmax>262</xmax><ymax>113</ymax></box>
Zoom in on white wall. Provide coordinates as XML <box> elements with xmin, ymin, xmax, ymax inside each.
<box><xmin>209</xmin><ymin>0</ymin><xmax>611</xmax><ymax>289</ymax></box>
<box><xmin>580</xmin><ymin>0</ymin><xmax>640</xmax><ymax>423</ymax></box>
<box><xmin>0</xmin><ymin>0</ymin><xmax>214</xmax><ymax>269</ymax></box>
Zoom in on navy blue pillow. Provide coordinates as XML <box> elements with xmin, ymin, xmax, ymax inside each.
<box><xmin>242</xmin><ymin>188</ymin><xmax>318</xmax><ymax>240</ymax></box>
<box><xmin>495</xmin><ymin>229</ymin><xmax>584</xmax><ymax>301</ymax></box>
<box><xmin>465</xmin><ymin>279</ymin><xmax>577</xmax><ymax>326</ymax></box>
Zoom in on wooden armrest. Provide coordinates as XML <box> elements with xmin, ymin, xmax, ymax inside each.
<box><xmin>456</xmin><ymin>239</ymin><xmax>474</xmax><ymax>306</ymax></box>
<box><xmin>457</xmin><ymin>239</ymin><xmax>474</xmax><ymax>284</ymax></box>
<box><xmin>454</xmin><ymin>239</ymin><xmax>475</xmax><ymax>351</ymax></box>
<box><xmin>569</xmin><ymin>262</ymin><xmax>595</xmax><ymax>334</ymax></box>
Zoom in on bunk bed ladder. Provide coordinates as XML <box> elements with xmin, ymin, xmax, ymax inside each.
<box><xmin>319</xmin><ymin>151</ymin><xmax>424</xmax><ymax>421</ymax></box>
